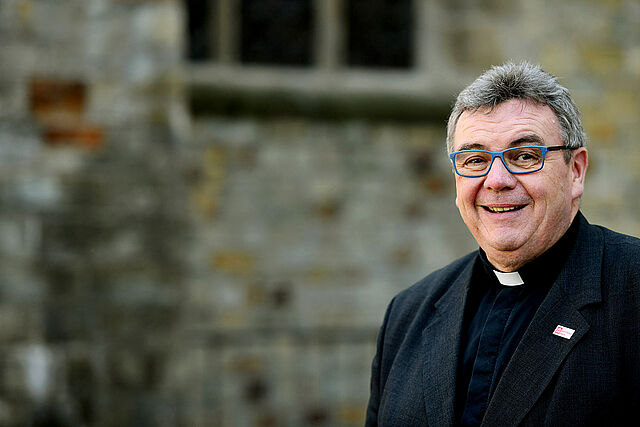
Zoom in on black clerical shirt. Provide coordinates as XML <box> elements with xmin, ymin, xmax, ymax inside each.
<box><xmin>456</xmin><ymin>216</ymin><xmax>581</xmax><ymax>426</ymax></box>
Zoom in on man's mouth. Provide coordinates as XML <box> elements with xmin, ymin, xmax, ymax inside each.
<box><xmin>482</xmin><ymin>205</ymin><xmax>526</xmax><ymax>213</ymax></box>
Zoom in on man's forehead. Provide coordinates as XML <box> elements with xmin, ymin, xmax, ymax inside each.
<box><xmin>456</xmin><ymin>133</ymin><xmax>545</xmax><ymax>151</ymax></box>
<box><xmin>460</xmin><ymin>98</ymin><xmax>556</xmax><ymax>120</ymax></box>
<box><xmin>454</xmin><ymin>99</ymin><xmax>561</xmax><ymax>147</ymax></box>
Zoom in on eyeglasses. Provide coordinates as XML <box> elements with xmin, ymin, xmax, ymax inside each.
<box><xmin>449</xmin><ymin>145</ymin><xmax>576</xmax><ymax>177</ymax></box>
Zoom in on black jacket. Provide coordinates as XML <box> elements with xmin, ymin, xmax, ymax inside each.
<box><xmin>367</xmin><ymin>213</ymin><xmax>640</xmax><ymax>426</ymax></box>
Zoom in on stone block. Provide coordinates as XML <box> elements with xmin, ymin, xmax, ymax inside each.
<box><xmin>445</xmin><ymin>24</ymin><xmax>505</xmax><ymax>70</ymax></box>
<box><xmin>0</xmin><ymin>304</ymin><xmax>41</xmax><ymax>341</ymax></box>
<box><xmin>0</xmin><ymin>216</ymin><xmax>41</xmax><ymax>259</ymax></box>
<box><xmin>582</xmin><ymin>109</ymin><xmax>617</xmax><ymax>144</ymax></box>
<box><xmin>580</xmin><ymin>43</ymin><xmax>624</xmax><ymax>75</ymax></box>
<box><xmin>29</xmin><ymin>78</ymin><xmax>86</xmax><ymax>124</ymax></box>
<box><xmin>211</xmin><ymin>250</ymin><xmax>257</xmax><ymax>276</ymax></box>
<box><xmin>43</xmin><ymin>123</ymin><xmax>104</xmax><ymax>149</ymax></box>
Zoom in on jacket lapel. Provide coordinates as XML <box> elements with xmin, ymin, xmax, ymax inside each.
<box><xmin>422</xmin><ymin>260</ymin><xmax>474</xmax><ymax>426</ymax></box>
<box><xmin>482</xmin><ymin>214</ymin><xmax>603</xmax><ymax>426</ymax></box>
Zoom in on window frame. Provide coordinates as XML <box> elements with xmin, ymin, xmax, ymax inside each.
<box><xmin>186</xmin><ymin>0</ymin><xmax>472</xmax><ymax>120</ymax></box>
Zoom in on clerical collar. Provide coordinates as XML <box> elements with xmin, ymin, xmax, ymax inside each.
<box><xmin>493</xmin><ymin>270</ymin><xmax>524</xmax><ymax>286</ymax></box>
<box><xmin>478</xmin><ymin>211</ymin><xmax>582</xmax><ymax>288</ymax></box>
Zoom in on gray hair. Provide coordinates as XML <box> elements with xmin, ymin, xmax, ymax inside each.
<box><xmin>446</xmin><ymin>62</ymin><xmax>586</xmax><ymax>160</ymax></box>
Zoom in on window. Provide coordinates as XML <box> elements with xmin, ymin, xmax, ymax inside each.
<box><xmin>186</xmin><ymin>0</ymin><xmax>213</xmax><ymax>61</ymax></box>
<box><xmin>240</xmin><ymin>0</ymin><xmax>313</xmax><ymax>66</ymax></box>
<box><xmin>347</xmin><ymin>0</ymin><xmax>413</xmax><ymax>69</ymax></box>
<box><xmin>186</xmin><ymin>0</ymin><xmax>413</xmax><ymax>69</ymax></box>
<box><xmin>185</xmin><ymin>0</ymin><xmax>468</xmax><ymax>120</ymax></box>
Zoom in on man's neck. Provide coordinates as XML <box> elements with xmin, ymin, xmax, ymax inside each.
<box><xmin>485</xmin><ymin>212</ymin><xmax>581</xmax><ymax>273</ymax></box>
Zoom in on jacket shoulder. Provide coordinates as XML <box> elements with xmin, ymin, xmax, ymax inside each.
<box><xmin>387</xmin><ymin>251</ymin><xmax>477</xmax><ymax>320</ymax></box>
<box><xmin>597</xmin><ymin>225</ymin><xmax>640</xmax><ymax>283</ymax></box>
<box><xmin>598</xmin><ymin>225</ymin><xmax>640</xmax><ymax>251</ymax></box>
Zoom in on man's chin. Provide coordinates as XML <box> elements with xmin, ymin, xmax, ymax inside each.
<box><xmin>482</xmin><ymin>236</ymin><xmax>527</xmax><ymax>255</ymax></box>
<box><xmin>481</xmin><ymin>242</ymin><xmax>530</xmax><ymax>271</ymax></box>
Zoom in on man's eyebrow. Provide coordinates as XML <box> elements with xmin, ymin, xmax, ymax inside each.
<box><xmin>510</xmin><ymin>134</ymin><xmax>544</xmax><ymax>145</ymax></box>
<box><xmin>457</xmin><ymin>142</ymin><xmax>486</xmax><ymax>151</ymax></box>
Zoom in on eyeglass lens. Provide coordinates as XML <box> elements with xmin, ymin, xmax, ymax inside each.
<box><xmin>454</xmin><ymin>147</ymin><xmax>545</xmax><ymax>176</ymax></box>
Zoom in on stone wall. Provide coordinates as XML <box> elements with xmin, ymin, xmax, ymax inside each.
<box><xmin>0</xmin><ymin>0</ymin><xmax>639</xmax><ymax>426</ymax></box>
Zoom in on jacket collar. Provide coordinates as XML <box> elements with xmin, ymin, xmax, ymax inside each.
<box><xmin>421</xmin><ymin>256</ymin><xmax>474</xmax><ymax>426</ymax></box>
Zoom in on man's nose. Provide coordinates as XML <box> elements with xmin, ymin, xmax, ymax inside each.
<box><xmin>483</xmin><ymin>156</ymin><xmax>517</xmax><ymax>190</ymax></box>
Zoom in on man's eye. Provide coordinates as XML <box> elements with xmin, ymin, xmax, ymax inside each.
<box><xmin>465</xmin><ymin>157</ymin><xmax>488</xmax><ymax>165</ymax></box>
<box><xmin>513</xmin><ymin>151</ymin><xmax>541</xmax><ymax>162</ymax></box>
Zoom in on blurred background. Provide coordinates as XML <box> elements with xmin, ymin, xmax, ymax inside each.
<box><xmin>1</xmin><ymin>0</ymin><xmax>640</xmax><ymax>426</ymax></box>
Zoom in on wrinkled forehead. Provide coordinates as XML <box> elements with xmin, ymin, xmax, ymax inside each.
<box><xmin>461</xmin><ymin>98</ymin><xmax>556</xmax><ymax>120</ymax></box>
<box><xmin>453</xmin><ymin>99</ymin><xmax>562</xmax><ymax>150</ymax></box>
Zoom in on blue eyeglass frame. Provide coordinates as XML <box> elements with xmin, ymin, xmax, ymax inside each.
<box><xmin>449</xmin><ymin>145</ymin><xmax>576</xmax><ymax>177</ymax></box>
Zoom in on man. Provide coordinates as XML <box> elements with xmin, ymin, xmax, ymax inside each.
<box><xmin>366</xmin><ymin>62</ymin><xmax>640</xmax><ymax>426</ymax></box>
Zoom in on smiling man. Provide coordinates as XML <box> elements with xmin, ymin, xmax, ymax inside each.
<box><xmin>366</xmin><ymin>62</ymin><xmax>640</xmax><ymax>426</ymax></box>
<box><xmin>452</xmin><ymin>98</ymin><xmax>587</xmax><ymax>273</ymax></box>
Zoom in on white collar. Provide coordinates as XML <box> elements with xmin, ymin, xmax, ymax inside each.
<box><xmin>493</xmin><ymin>270</ymin><xmax>524</xmax><ymax>286</ymax></box>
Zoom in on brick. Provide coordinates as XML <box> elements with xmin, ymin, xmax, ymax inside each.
<box><xmin>190</xmin><ymin>147</ymin><xmax>227</xmax><ymax>218</ymax></box>
<box><xmin>29</xmin><ymin>78</ymin><xmax>86</xmax><ymax>123</ymax></box>
<box><xmin>211</xmin><ymin>250</ymin><xmax>257</xmax><ymax>276</ymax></box>
<box><xmin>43</xmin><ymin>123</ymin><xmax>104</xmax><ymax>149</ymax></box>
<box><xmin>337</xmin><ymin>404</ymin><xmax>366</xmax><ymax>425</ymax></box>
<box><xmin>313</xmin><ymin>199</ymin><xmax>342</xmax><ymax>220</ymax></box>
<box><xmin>0</xmin><ymin>305</ymin><xmax>40</xmax><ymax>341</ymax></box>
<box><xmin>580</xmin><ymin>44</ymin><xmax>623</xmax><ymax>75</ymax></box>
<box><xmin>582</xmin><ymin>108</ymin><xmax>617</xmax><ymax>144</ymax></box>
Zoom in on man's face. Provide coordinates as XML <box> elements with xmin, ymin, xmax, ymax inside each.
<box><xmin>452</xmin><ymin>99</ymin><xmax>588</xmax><ymax>272</ymax></box>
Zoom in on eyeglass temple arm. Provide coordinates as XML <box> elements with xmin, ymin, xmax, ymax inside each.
<box><xmin>547</xmin><ymin>146</ymin><xmax>577</xmax><ymax>152</ymax></box>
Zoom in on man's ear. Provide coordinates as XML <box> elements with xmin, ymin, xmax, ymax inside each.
<box><xmin>571</xmin><ymin>147</ymin><xmax>588</xmax><ymax>199</ymax></box>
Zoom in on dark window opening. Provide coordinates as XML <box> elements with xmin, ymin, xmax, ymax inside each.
<box><xmin>240</xmin><ymin>0</ymin><xmax>313</xmax><ymax>66</ymax></box>
<box><xmin>347</xmin><ymin>0</ymin><xmax>413</xmax><ymax>69</ymax></box>
<box><xmin>184</xmin><ymin>0</ymin><xmax>415</xmax><ymax>69</ymax></box>
<box><xmin>186</xmin><ymin>0</ymin><xmax>215</xmax><ymax>61</ymax></box>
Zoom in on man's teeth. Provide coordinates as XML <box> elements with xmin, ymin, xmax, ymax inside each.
<box><xmin>487</xmin><ymin>206</ymin><xmax>520</xmax><ymax>213</ymax></box>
